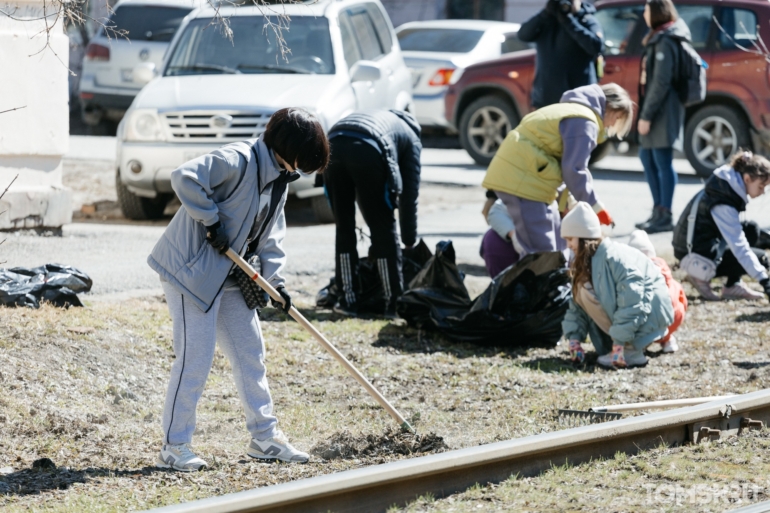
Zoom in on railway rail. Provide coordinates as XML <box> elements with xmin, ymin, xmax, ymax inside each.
<box><xmin>146</xmin><ymin>388</ymin><xmax>770</xmax><ymax>513</ymax></box>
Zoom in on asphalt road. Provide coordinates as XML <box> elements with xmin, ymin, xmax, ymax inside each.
<box><xmin>4</xmin><ymin>139</ymin><xmax>769</xmax><ymax>302</ymax></box>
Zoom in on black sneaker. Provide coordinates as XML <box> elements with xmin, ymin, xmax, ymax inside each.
<box><xmin>333</xmin><ymin>299</ymin><xmax>359</xmax><ymax>317</ymax></box>
<box><xmin>643</xmin><ymin>208</ymin><xmax>673</xmax><ymax>234</ymax></box>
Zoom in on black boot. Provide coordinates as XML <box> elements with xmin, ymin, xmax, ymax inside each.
<box><xmin>644</xmin><ymin>207</ymin><xmax>673</xmax><ymax>234</ymax></box>
<box><xmin>635</xmin><ymin>207</ymin><xmax>660</xmax><ymax>230</ymax></box>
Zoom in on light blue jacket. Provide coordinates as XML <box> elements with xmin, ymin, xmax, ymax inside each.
<box><xmin>147</xmin><ymin>137</ymin><xmax>287</xmax><ymax>312</ymax></box>
<box><xmin>562</xmin><ymin>239</ymin><xmax>674</xmax><ymax>349</ymax></box>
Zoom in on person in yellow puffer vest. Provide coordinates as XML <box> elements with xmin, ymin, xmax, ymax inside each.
<box><xmin>482</xmin><ymin>83</ymin><xmax>634</xmax><ymax>257</ymax></box>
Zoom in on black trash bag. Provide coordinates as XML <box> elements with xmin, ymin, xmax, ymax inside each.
<box><xmin>0</xmin><ymin>264</ymin><xmax>93</xmax><ymax>308</ymax></box>
<box><xmin>398</xmin><ymin>249</ymin><xmax>571</xmax><ymax>347</ymax></box>
<box><xmin>316</xmin><ymin>239</ymin><xmax>433</xmax><ymax>315</ymax></box>
<box><xmin>396</xmin><ymin>240</ymin><xmax>471</xmax><ymax>329</ymax></box>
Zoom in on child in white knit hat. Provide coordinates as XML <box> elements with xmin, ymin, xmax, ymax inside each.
<box><xmin>560</xmin><ymin>202</ymin><xmax>675</xmax><ymax>368</ymax></box>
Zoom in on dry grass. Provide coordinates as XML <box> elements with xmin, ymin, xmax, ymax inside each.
<box><xmin>1</xmin><ymin>285</ymin><xmax>769</xmax><ymax>511</ymax></box>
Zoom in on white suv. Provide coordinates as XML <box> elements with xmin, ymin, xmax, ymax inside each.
<box><xmin>79</xmin><ymin>0</ymin><xmax>194</xmax><ymax>130</ymax></box>
<box><xmin>116</xmin><ymin>0</ymin><xmax>413</xmax><ymax>221</ymax></box>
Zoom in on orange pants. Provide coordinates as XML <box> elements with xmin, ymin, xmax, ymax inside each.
<box><xmin>651</xmin><ymin>257</ymin><xmax>687</xmax><ymax>343</ymax></box>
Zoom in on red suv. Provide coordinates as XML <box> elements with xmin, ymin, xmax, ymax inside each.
<box><xmin>445</xmin><ymin>0</ymin><xmax>770</xmax><ymax>177</ymax></box>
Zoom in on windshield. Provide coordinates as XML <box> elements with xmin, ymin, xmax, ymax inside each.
<box><xmin>397</xmin><ymin>28</ymin><xmax>484</xmax><ymax>53</ymax></box>
<box><xmin>105</xmin><ymin>5</ymin><xmax>192</xmax><ymax>42</ymax></box>
<box><xmin>165</xmin><ymin>16</ymin><xmax>335</xmax><ymax>76</ymax></box>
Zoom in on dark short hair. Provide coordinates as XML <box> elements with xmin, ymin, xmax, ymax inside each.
<box><xmin>647</xmin><ymin>0</ymin><xmax>678</xmax><ymax>29</ymax></box>
<box><xmin>263</xmin><ymin>108</ymin><xmax>330</xmax><ymax>173</ymax></box>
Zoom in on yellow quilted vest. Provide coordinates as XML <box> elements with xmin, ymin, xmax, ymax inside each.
<box><xmin>482</xmin><ymin>103</ymin><xmax>606</xmax><ymax>204</ymax></box>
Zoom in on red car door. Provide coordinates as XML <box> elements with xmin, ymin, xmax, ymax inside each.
<box><xmin>594</xmin><ymin>3</ymin><xmax>647</xmax><ymax>105</ymax></box>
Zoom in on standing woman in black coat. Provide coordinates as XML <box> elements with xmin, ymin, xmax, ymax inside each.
<box><xmin>636</xmin><ymin>0</ymin><xmax>691</xmax><ymax>233</ymax></box>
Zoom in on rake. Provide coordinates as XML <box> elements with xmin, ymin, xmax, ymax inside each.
<box><xmin>225</xmin><ymin>249</ymin><xmax>414</xmax><ymax>433</ymax></box>
<box><xmin>557</xmin><ymin>395</ymin><xmax>737</xmax><ymax>427</ymax></box>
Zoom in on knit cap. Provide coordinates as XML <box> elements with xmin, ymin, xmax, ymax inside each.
<box><xmin>627</xmin><ymin>229</ymin><xmax>656</xmax><ymax>258</ymax></box>
<box><xmin>560</xmin><ymin>201</ymin><xmax>602</xmax><ymax>239</ymax></box>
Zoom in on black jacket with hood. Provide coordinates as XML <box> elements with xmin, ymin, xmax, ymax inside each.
<box><xmin>328</xmin><ymin>110</ymin><xmax>422</xmax><ymax>246</ymax></box>
<box><xmin>639</xmin><ymin>18</ymin><xmax>691</xmax><ymax>150</ymax></box>
<box><xmin>518</xmin><ymin>1</ymin><xmax>604</xmax><ymax>109</ymax></box>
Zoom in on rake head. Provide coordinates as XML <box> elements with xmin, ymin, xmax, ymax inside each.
<box><xmin>557</xmin><ymin>409</ymin><xmax>623</xmax><ymax>428</ymax></box>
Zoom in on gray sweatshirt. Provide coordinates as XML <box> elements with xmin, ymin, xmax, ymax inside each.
<box><xmin>558</xmin><ymin>85</ymin><xmax>605</xmax><ymax>208</ymax></box>
<box><xmin>711</xmin><ymin>166</ymin><xmax>768</xmax><ymax>281</ymax></box>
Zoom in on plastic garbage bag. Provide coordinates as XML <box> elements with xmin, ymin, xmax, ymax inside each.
<box><xmin>397</xmin><ymin>245</ymin><xmax>571</xmax><ymax>347</ymax></box>
<box><xmin>0</xmin><ymin>264</ymin><xmax>93</xmax><ymax>308</ymax></box>
<box><xmin>316</xmin><ymin>239</ymin><xmax>432</xmax><ymax>314</ymax></box>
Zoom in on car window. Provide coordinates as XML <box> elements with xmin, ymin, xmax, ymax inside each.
<box><xmin>366</xmin><ymin>3</ymin><xmax>393</xmax><ymax>53</ymax></box>
<box><xmin>397</xmin><ymin>28</ymin><xmax>485</xmax><ymax>53</ymax></box>
<box><xmin>105</xmin><ymin>5</ymin><xmax>192</xmax><ymax>42</ymax></box>
<box><xmin>501</xmin><ymin>33</ymin><xmax>530</xmax><ymax>53</ymax></box>
<box><xmin>165</xmin><ymin>16</ymin><xmax>335</xmax><ymax>75</ymax></box>
<box><xmin>594</xmin><ymin>6</ymin><xmax>645</xmax><ymax>55</ymax></box>
<box><xmin>346</xmin><ymin>8</ymin><xmax>384</xmax><ymax>60</ymax></box>
<box><xmin>339</xmin><ymin>12</ymin><xmax>363</xmax><ymax>68</ymax></box>
<box><xmin>677</xmin><ymin>5</ymin><xmax>713</xmax><ymax>50</ymax></box>
<box><xmin>717</xmin><ymin>7</ymin><xmax>758</xmax><ymax>50</ymax></box>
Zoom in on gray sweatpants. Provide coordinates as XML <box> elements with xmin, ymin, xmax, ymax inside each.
<box><xmin>496</xmin><ymin>191</ymin><xmax>566</xmax><ymax>256</ymax></box>
<box><xmin>161</xmin><ymin>280</ymin><xmax>277</xmax><ymax>445</ymax></box>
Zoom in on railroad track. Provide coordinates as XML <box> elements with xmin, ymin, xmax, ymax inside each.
<box><xmin>146</xmin><ymin>388</ymin><xmax>770</xmax><ymax>513</ymax></box>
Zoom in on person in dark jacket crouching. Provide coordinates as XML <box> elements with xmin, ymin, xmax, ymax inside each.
<box><xmin>147</xmin><ymin>108</ymin><xmax>329</xmax><ymax>471</ymax></box>
<box><xmin>673</xmin><ymin>151</ymin><xmax>770</xmax><ymax>301</ymax></box>
<box><xmin>518</xmin><ymin>0</ymin><xmax>604</xmax><ymax>109</ymax></box>
<box><xmin>324</xmin><ymin>110</ymin><xmax>422</xmax><ymax>317</ymax></box>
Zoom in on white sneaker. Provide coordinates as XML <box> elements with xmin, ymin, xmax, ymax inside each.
<box><xmin>687</xmin><ymin>275</ymin><xmax>720</xmax><ymax>301</ymax></box>
<box><xmin>247</xmin><ymin>430</ymin><xmax>309</xmax><ymax>463</ymax></box>
<box><xmin>156</xmin><ymin>443</ymin><xmax>208</xmax><ymax>472</ymax></box>
<box><xmin>661</xmin><ymin>335</ymin><xmax>679</xmax><ymax>354</ymax></box>
<box><xmin>597</xmin><ymin>345</ymin><xmax>648</xmax><ymax>368</ymax></box>
<box><xmin>722</xmin><ymin>281</ymin><xmax>765</xmax><ymax>301</ymax></box>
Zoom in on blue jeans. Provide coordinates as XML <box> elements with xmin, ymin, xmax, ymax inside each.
<box><xmin>639</xmin><ymin>147</ymin><xmax>677</xmax><ymax>210</ymax></box>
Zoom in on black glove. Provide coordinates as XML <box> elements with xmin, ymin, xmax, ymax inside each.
<box><xmin>761</xmin><ymin>278</ymin><xmax>770</xmax><ymax>299</ymax></box>
<box><xmin>271</xmin><ymin>286</ymin><xmax>292</xmax><ymax>313</ymax></box>
<box><xmin>205</xmin><ymin>221</ymin><xmax>229</xmax><ymax>254</ymax></box>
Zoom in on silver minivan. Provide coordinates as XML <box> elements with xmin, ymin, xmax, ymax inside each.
<box><xmin>79</xmin><ymin>0</ymin><xmax>194</xmax><ymax>130</ymax></box>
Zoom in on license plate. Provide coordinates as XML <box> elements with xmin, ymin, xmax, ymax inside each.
<box><xmin>121</xmin><ymin>69</ymin><xmax>133</xmax><ymax>82</ymax></box>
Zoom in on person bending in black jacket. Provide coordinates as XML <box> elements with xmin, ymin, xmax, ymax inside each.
<box><xmin>518</xmin><ymin>0</ymin><xmax>604</xmax><ymax>109</ymax></box>
<box><xmin>324</xmin><ymin>110</ymin><xmax>421</xmax><ymax>317</ymax></box>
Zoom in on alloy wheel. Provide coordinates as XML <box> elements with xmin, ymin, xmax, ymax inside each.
<box><xmin>466</xmin><ymin>106</ymin><xmax>511</xmax><ymax>159</ymax></box>
<box><xmin>691</xmin><ymin>115</ymin><xmax>738</xmax><ymax>169</ymax></box>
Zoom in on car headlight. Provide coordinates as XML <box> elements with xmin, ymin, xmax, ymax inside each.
<box><xmin>124</xmin><ymin>108</ymin><xmax>165</xmax><ymax>142</ymax></box>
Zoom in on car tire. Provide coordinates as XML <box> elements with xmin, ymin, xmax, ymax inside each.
<box><xmin>116</xmin><ymin>171</ymin><xmax>169</xmax><ymax>220</ymax></box>
<box><xmin>684</xmin><ymin>105</ymin><xmax>751</xmax><ymax>178</ymax></box>
<box><xmin>311</xmin><ymin>195</ymin><xmax>335</xmax><ymax>224</ymax></box>
<box><xmin>459</xmin><ymin>95</ymin><xmax>518</xmax><ymax>166</ymax></box>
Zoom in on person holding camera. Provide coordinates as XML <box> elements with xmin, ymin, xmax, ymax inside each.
<box><xmin>518</xmin><ymin>0</ymin><xmax>605</xmax><ymax>109</ymax></box>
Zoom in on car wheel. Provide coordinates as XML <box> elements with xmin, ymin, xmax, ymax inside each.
<box><xmin>116</xmin><ymin>171</ymin><xmax>169</xmax><ymax>220</ymax></box>
<box><xmin>684</xmin><ymin>105</ymin><xmax>750</xmax><ymax>178</ymax></box>
<box><xmin>459</xmin><ymin>96</ymin><xmax>518</xmax><ymax>166</ymax></box>
<box><xmin>311</xmin><ymin>195</ymin><xmax>335</xmax><ymax>224</ymax></box>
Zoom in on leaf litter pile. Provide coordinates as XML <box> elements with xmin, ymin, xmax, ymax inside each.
<box><xmin>2</xmin><ymin>278</ymin><xmax>770</xmax><ymax>511</ymax></box>
<box><xmin>312</xmin><ymin>428</ymin><xmax>448</xmax><ymax>460</ymax></box>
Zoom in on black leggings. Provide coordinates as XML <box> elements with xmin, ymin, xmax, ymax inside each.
<box><xmin>324</xmin><ymin>136</ymin><xmax>403</xmax><ymax>306</ymax></box>
<box><xmin>715</xmin><ymin>222</ymin><xmax>770</xmax><ymax>286</ymax></box>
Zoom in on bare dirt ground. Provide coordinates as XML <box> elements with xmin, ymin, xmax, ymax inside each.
<box><xmin>1</xmin><ymin>276</ymin><xmax>770</xmax><ymax>511</ymax></box>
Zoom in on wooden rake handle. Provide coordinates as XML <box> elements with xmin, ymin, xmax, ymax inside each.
<box><xmin>225</xmin><ymin>249</ymin><xmax>414</xmax><ymax>433</ymax></box>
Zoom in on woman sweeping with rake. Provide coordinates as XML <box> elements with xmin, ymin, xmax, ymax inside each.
<box><xmin>147</xmin><ymin>108</ymin><xmax>330</xmax><ymax>471</ymax></box>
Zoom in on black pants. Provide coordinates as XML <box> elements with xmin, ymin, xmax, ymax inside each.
<box><xmin>324</xmin><ymin>136</ymin><xmax>403</xmax><ymax>307</ymax></box>
<box><xmin>716</xmin><ymin>221</ymin><xmax>769</xmax><ymax>286</ymax></box>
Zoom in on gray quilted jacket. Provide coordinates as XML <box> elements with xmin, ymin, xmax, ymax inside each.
<box><xmin>147</xmin><ymin>137</ymin><xmax>287</xmax><ymax>312</ymax></box>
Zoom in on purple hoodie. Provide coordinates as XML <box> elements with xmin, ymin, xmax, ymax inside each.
<box><xmin>558</xmin><ymin>84</ymin><xmax>606</xmax><ymax>207</ymax></box>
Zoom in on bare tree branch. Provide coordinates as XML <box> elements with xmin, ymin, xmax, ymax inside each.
<box><xmin>712</xmin><ymin>15</ymin><xmax>770</xmax><ymax>63</ymax></box>
<box><xmin>0</xmin><ymin>106</ymin><xmax>27</xmax><ymax>116</ymax></box>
